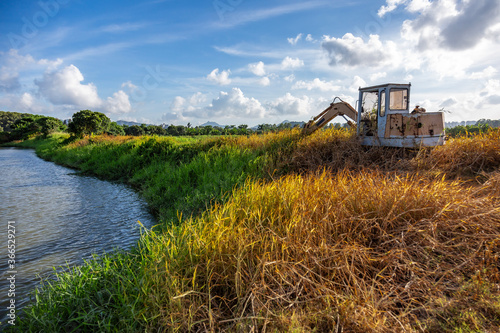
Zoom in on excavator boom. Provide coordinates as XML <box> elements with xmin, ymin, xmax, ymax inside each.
<box><xmin>302</xmin><ymin>98</ymin><xmax>358</xmax><ymax>135</ymax></box>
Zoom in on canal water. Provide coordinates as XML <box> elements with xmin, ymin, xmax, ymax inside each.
<box><xmin>0</xmin><ymin>147</ymin><xmax>156</xmax><ymax>326</ymax></box>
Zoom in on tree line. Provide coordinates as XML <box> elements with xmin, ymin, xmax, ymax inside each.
<box><xmin>2</xmin><ymin>109</ymin><xmax>498</xmax><ymax>143</ymax></box>
<box><xmin>0</xmin><ymin>110</ymin><xmax>304</xmax><ymax>143</ymax></box>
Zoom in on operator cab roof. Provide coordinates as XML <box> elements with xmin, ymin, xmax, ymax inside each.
<box><xmin>359</xmin><ymin>83</ymin><xmax>411</xmax><ymax>92</ymax></box>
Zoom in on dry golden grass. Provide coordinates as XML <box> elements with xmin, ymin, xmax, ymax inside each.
<box><xmin>285</xmin><ymin>128</ymin><xmax>500</xmax><ymax>180</ymax></box>
<box><xmin>418</xmin><ymin>129</ymin><xmax>500</xmax><ymax>178</ymax></box>
<box><xmin>134</xmin><ymin>128</ymin><xmax>500</xmax><ymax>331</ymax></box>
<box><xmin>65</xmin><ymin>134</ymin><xmax>137</xmax><ymax>148</ymax></box>
<box><xmin>141</xmin><ymin>168</ymin><xmax>500</xmax><ymax>332</ymax></box>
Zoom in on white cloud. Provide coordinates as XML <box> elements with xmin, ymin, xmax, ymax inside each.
<box><xmin>248</xmin><ymin>61</ymin><xmax>266</xmax><ymax>76</ymax></box>
<box><xmin>206</xmin><ymin>88</ymin><xmax>265</xmax><ymax>118</ymax></box>
<box><xmin>404</xmin><ymin>73</ymin><xmax>414</xmax><ymax>81</ymax></box>
<box><xmin>35</xmin><ymin>65</ymin><xmax>132</xmax><ymax>114</ymax></box>
<box><xmin>349</xmin><ymin>76</ymin><xmax>367</xmax><ymax>92</ymax></box>
<box><xmin>440</xmin><ymin>97</ymin><xmax>458</xmax><ymax>108</ymax></box>
<box><xmin>103</xmin><ymin>90</ymin><xmax>132</xmax><ymax>114</ymax></box>
<box><xmin>370</xmin><ymin>72</ymin><xmax>387</xmax><ymax>81</ymax></box>
<box><xmin>169</xmin><ymin>92</ymin><xmax>207</xmax><ymax>115</ymax></box>
<box><xmin>288</xmin><ymin>33</ymin><xmax>303</xmax><ymax>45</ymax></box>
<box><xmin>306</xmin><ymin>34</ymin><xmax>315</xmax><ymax>42</ymax></box>
<box><xmin>259</xmin><ymin>77</ymin><xmax>271</xmax><ymax>86</ymax></box>
<box><xmin>207</xmin><ymin>68</ymin><xmax>232</xmax><ymax>85</ymax></box>
<box><xmin>0</xmin><ymin>49</ymin><xmax>62</xmax><ymax>93</ymax></box>
<box><xmin>469</xmin><ymin>66</ymin><xmax>498</xmax><ymax>80</ymax></box>
<box><xmin>292</xmin><ymin>78</ymin><xmax>341</xmax><ymax>92</ymax></box>
<box><xmin>20</xmin><ymin>92</ymin><xmax>34</xmax><ymax>109</ymax></box>
<box><xmin>401</xmin><ymin>0</ymin><xmax>500</xmax><ymax>51</ymax></box>
<box><xmin>188</xmin><ymin>92</ymin><xmax>208</xmax><ymax>106</ymax></box>
<box><xmin>281</xmin><ymin>56</ymin><xmax>304</xmax><ymax>70</ymax></box>
<box><xmin>322</xmin><ymin>33</ymin><xmax>399</xmax><ymax>67</ymax></box>
<box><xmin>170</xmin><ymin>96</ymin><xmax>186</xmax><ymax>113</ymax></box>
<box><xmin>266</xmin><ymin>93</ymin><xmax>312</xmax><ymax>116</ymax></box>
<box><xmin>284</xmin><ymin>74</ymin><xmax>296</xmax><ymax>82</ymax></box>
<box><xmin>378</xmin><ymin>0</ymin><xmax>433</xmax><ymax>16</ymax></box>
<box><xmin>378</xmin><ymin>0</ymin><xmax>406</xmax><ymax>17</ymax></box>
<box><xmin>406</xmin><ymin>0</ymin><xmax>432</xmax><ymax>13</ymax></box>
<box><xmin>36</xmin><ymin>65</ymin><xmax>102</xmax><ymax>107</ymax></box>
<box><xmin>121</xmin><ymin>81</ymin><xmax>138</xmax><ymax>91</ymax></box>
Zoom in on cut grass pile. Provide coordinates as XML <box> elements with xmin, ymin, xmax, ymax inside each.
<box><xmin>7</xmin><ymin>128</ymin><xmax>500</xmax><ymax>332</ymax></box>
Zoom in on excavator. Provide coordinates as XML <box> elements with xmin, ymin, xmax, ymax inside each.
<box><xmin>303</xmin><ymin>83</ymin><xmax>446</xmax><ymax>147</ymax></box>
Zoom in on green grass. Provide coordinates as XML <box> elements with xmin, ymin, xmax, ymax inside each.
<box><xmin>6</xmin><ymin>129</ymin><xmax>500</xmax><ymax>332</ymax></box>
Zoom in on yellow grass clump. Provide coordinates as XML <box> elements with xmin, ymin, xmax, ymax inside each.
<box><xmin>418</xmin><ymin>129</ymin><xmax>500</xmax><ymax>177</ymax></box>
<box><xmin>140</xmin><ymin>169</ymin><xmax>500</xmax><ymax>332</ymax></box>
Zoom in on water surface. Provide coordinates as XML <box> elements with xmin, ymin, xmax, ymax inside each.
<box><xmin>0</xmin><ymin>147</ymin><xmax>155</xmax><ymax>325</ymax></box>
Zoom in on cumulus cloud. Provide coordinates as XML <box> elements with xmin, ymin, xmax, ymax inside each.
<box><xmin>281</xmin><ymin>56</ymin><xmax>304</xmax><ymax>70</ymax></box>
<box><xmin>259</xmin><ymin>77</ymin><xmax>271</xmax><ymax>86</ymax></box>
<box><xmin>168</xmin><ymin>92</ymin><xmax>208</xmax><ymax>115</ymax></box>
<box><xmin>287</xmin><ymin>33</ymin><xmax>303</xmax><ymax>45</ymax></box>
<box><xmin>103</xmin><ymin>90</ymin><xmax>132</xmax><ymax>114</ymax></box>
<box><xmin>36</xmin><ymin>65</ymin><xmax>102</xmax><ymax>107</ymax></box>
<box><xmin>266</xmin><ymin>93</ymin><xmax>312</xmax><ymax>116</ymax></box>
<box><xmin>400</xmin><ymin>0</ymin><xmax>500</xmax><ymax>51</ymax></box>
<box><xmin>377</xmin><ymin>0</ymin><xmax>406</xmax><ymax>17</ymax></box>
<box><xmin>0</xmin><ymin>49</ymin><xmax>61</xmax><ymax>93</ymax></box>
<box><xmin>248</xmin><ymin>61</ymin><xmax>266</xmax><ymax>76</ymax></box>
<box><xmin>188</xmin><ymin>91</ymin><xmax>208</xmax><ymax>106</ymax></box>
<box><xmin>349</xmin><ymin>76</ymin><xmax>367</xmax><ymax>92</ymax></box>
<box><xmin>35</xmin><ymin>64</ymin><xmax>132</xmax><ymax>114</ymax></box>
<box><xmin>207</xmin><ymin>68</ymin><xmax>232</xmax><ymax>85</ymax></box>
<box><xmin>322</xmin><ymin>33</ymin><xmax>398</xmax><ymax>67</ymax></box>
<box><xmin>206</xmin><ymin>88</ymin><xmax>265</xmax><ymax>118</ymax></box>
<box><xmin>170</xmin><ymin>96</ymin><xmax>187</xmax><ymax>113</ymax></box>
<box><xmin>292</xmin><ymin>78</ymin><xmax>341</xmax><ymax>92</ymax></box>
<box><xmin>469</xmin><ymin>66</ymin><xmax>498</xmax><ymax>80</ymax></box>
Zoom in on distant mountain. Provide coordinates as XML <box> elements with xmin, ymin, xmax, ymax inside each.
<box><xmin>116</xmin><ymin>120</ymin><xmax>150</xmax><ymax>127</ymax></box>
<box><xmin>199</xmin><ymin>121</ymin><xmax>223</xmax><ymax>127</ymax></box>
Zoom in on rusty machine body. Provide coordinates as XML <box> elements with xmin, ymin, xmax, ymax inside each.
<box><xmin>303</xmin><ymin>83</ymin><xmax>446</xmax><ymax>147</ymax></box>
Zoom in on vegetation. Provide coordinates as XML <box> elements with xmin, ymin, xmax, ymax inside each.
<box><xmin>68</xmin><ymin>110</ymin><xmax>111</xmax><ymax>138</ymax></box>
<box><xmin>4</xmin><ymin>126</ymin><xmax>499</xmax><ymax>332</ymax></box>
<box><xmin>0</xmin><ymin>111</ymin><xmax>65</xmax><ymax>143</ymax></box>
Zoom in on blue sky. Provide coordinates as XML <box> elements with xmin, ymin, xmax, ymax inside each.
<box><xmin>1</xmin><ymin>0</ymin><xmax>499</xmax><ymax>126</ymax></box>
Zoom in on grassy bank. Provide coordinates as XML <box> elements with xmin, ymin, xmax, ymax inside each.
<box><xmin>7</xmin><ymin>129</ymin><xmax>500</xmax><ymax>332</ymax></box>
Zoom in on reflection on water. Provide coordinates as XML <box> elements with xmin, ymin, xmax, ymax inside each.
<box><xmin>0</xmin><ymin>147</ymin><xmax>155</xmax><ymax>325</ymax></box>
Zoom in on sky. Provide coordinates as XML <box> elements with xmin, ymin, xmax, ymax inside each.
<box><xmin>0</xmin><ymin>0</ymin><xmax>499</xmax><ymax>127</ymax></box>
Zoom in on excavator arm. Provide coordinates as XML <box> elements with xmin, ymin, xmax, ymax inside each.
<box><xmin>302</xmin><ymin>97</ymin><xmax>358</xmax><ymax>135</ymax></box>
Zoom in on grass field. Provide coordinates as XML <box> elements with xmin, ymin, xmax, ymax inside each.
<box><xmin>7</xmin><ymin>128</ymin><xmax>500</xmax><ymax>332</ymax></box>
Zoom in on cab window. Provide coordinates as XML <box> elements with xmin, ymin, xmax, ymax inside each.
<box><xmin>389</xmin><ymin>89</ymin><xmax>408</xmax><ymax>110</ymax></box>
<box><xmin>379</xmin><ymin>91</ymin><xmax>386</xmax><ymax>117</ymax></box>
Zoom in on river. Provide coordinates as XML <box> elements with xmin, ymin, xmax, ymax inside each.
<box><xmin>0</xmin><ymin>147</ymin><xmax>156</xmax><ymax>326</ymax></box>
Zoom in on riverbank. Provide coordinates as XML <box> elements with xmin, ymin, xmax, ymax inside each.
<box><xmin>6</xmin><ymin>129</ymin><xmax>500</xmax><ymax>332</ymax></box>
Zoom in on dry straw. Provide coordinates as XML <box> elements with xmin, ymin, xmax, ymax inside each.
<box><xmin>144</xmin><ymin>167</ymin><xmax>500</xmax><ymax>331</ymax></box>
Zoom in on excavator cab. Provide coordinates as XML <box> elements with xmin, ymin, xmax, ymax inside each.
<box><xmin>357</xmin><ymin>83</ymin><xmax>445</xmax><ymax>147</ymax></box>
<box><xmin>303</xmin><ymin>83</ymin><xmax>446</xmax><ymax>148</ymax></box>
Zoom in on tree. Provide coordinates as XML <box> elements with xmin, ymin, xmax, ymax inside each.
<box><xmin>38</xmin><ymin>117</ymin><xmax>64</xmax><ymax>137</ymax></box>
<box><xmin>124</xmin><ymin>125</ymin><xmax>145</xmax><ymax>136</ymax></box>
<box><xmin>106</xmin><ymin>122</ymin><xmax>125</xmax><ymax>136</ymax></box>
<box><xmin>68</xmin><ymin>110</ymin><xmax>110</xmax><ymax>138</ymax></box>
<box><xmin>145</xmin><ymin>125</ymin><xmax>167</xmax><ymax>136</ymax></box>
<box><xmin>11</xmin><ymin>116</ymin><xmax>42</xmax><ymax>140</ymax></box>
